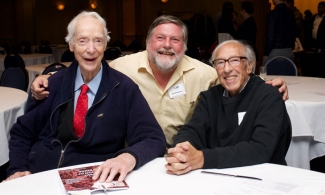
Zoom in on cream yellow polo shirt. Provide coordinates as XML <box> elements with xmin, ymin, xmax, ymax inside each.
<box><xmin>109</xmin><ymin>51</ymin><xmax>218</xmax><ymax>148</ymax></box>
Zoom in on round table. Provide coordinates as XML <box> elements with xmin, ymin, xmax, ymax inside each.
<box><xmin>51</xmin><ymin>46</ymin><xmax>69</xmax><ymax>62</ymax></box>
<box><xmin>1</xmin><ymin>158</ymin><xmax>325</xmax><ymax>195</ymax></box>
<box><xmin>0</xmin><ymin>54</ymin><xmax>55</xmax><ymax>74</ymax></box>
<box><xmin>267</xmin><ymin>76</ymin><xmax>325</xmax><ymax>169</ymax></box>
<box><xmin>0</xmin><ymin>87</ymin><xmax>28</xmax><ymax>166</ymax></box>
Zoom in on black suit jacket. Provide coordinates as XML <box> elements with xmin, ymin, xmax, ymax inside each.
<box><xmin>235</xmin><ymin>16</ymin><xmax>257</xmax><ymax>51</ymax></box>
<box><xmin>264</xmin><ymin>3</ymin><xmax>296</xmax><ymax>56</ymax></box>
<box><xmin>304</xmin><ymin>14</ymin><xmax>325</xmax><ymax>49</ymax></box>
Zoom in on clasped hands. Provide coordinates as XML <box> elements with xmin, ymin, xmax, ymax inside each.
<box><xmin>165</xmin><ymin>141</ymin><xmax>204</xmax><ymax>175</ymax></box>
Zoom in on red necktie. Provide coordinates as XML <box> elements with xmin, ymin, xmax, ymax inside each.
<box><xmin>73</xmin><ymin>84</ymin><xmax>89</xmax><ymax>138</ymax></box>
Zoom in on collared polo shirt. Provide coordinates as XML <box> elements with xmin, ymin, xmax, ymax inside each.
<box><xmin>110</xmin><ymin>51</ymin><xmax>218</xmax><ymax>148</ymax></box>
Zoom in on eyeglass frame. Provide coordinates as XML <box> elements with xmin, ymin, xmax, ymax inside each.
<box><xmin>212</xmin><ymin>56</ymin><xmax>248</xmax><ymax>68</ymax></box>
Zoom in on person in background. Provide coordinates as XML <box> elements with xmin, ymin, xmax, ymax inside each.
<box><xmin>304</xmin><ymin>9</ymin><xmax>313</xmax><ymax>20</ymax></box>
<box><xmin>165</xmin><ymin>40</ymin><xmax>290</xmax><ymax>175</ymax></box>
<box><xmin>263</xmin><ymin>0</ymin><xmax>296</xmax><ymax>65</ymax></box>
<box><xmin>234</xmin><ymin>1</ymin><xmax>257</xmax><ymax>60</ymax></box>
<box><xmin>218</xmin><ymin>2</ymin><xmax>236</xmax><ymax>43</ymax></box>
<box><xmin>304</xmin><ymin>1</ymin><xmax>325</xmax><ymax>50</ymax></box>
<box><xmin>232</xmin><ymin>11</ymin><xmax>240</xmax><ymax>31</ymax></box>
<box><xmin>285</xmin><ymin>0</ymin><xmax>303</xmax><ymax>47</ymax></box>
<box><xmin>216</xmin><ymin>2</ymin><xmax>234</xmax><ymax>35</ymax></box>
<box><xmin>30</xmin><ymin>15</ymin><xmax>289</xmax><ymax>152</ymax></box>
<box><xmin>5</xmin><ymin>11</ymin><xmax>165</xmax><ymax>182</ymax></box>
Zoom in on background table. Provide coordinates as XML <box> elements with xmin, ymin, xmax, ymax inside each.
<box><xmin>0</xmin><ymin>87</ymin><xmax>28</xmax><ymax>166</ymax></box>
<box><xmin>267</xmin><ymin>76</ymin><xmax>325</xmax><ymax>170</ymax></box>
<box><xmin>0</xmin><ymin>158</ymin><xmax>324</xmax><ymax>195</ymax></box>
<box><xmin>0</xmin><ymin>54</ymin><xmax>55</xmax><ymax>75</ymax></box>
<box><xmin>31</xmin><ymin>45</ymin><xmax>68</xmax><ymax>62</ymax></box>
<box><xmin>51</xmin><ymin>45</ymin><xmax>69</xmax><ymax>62</ymax></box>
<box><xmin>25</xmin><ymin>60</ymin><xmax>112</xmax><ymax>92</ymax></box>
<box><xmin>25</xmin><ymin>62</ymin><xmax>71</xmax><ymax>91</ymax></box>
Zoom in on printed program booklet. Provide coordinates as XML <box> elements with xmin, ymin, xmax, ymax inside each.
<box><xmin>58</xmin><ymin>165</ymin><xmax>129</xmax><ymax>194</ymax></box>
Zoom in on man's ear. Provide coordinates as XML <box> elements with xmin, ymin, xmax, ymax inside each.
<box><xmin>69</xmin><ymin>43</ymin><xmax>74</xmax><ymax>52</ymax></box>
<box><xmin>247</xmin><ymin>61</ymin><xmax>254</xmax><ymax>74</ymax></box>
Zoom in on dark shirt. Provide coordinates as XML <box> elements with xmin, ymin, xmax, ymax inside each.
<box><xmin>218</xmin><ymin>8</ymin><xmax>236</xmax><ymax>37</ymax></box>
<box><xmin>264</xmin><ymin>3</ymin><xmax>296</xmax><ymax>56</ymax></box>
<box><xmin>235</xmin><ymin>16</ymin><xmax>257</xmax><ymax>52</ymax></box>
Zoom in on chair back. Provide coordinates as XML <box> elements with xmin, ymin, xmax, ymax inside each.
<box><xmin>42</xmin><ymin>63</ymin><xmax>67</xmax><ymax>75</ymax></box>
<box><xmin>4</xmin><ymin>54</ymin><xmax>25</xmax><ymax>69</ymax></box>
<box><xmin>0</xmin><ymin>66</ymin><xmax>29</xmax><ymax>91</ymax></box>
<box><xmin>0</xmin><ymin>47</ymin><xmax>6</xmax><ymax>55</ymax></box>
<box><xmin>265</xmin><ymin>56</ymin><xmax>297</xmax><ymax>76</ymax></box>
<box><xmin>21</xmin><ymin>40</ymin><xmax>32</xmax><ymax>54</ymax></box>
<box><xmin>104</xmin><ymin>47</ymin><xmax>121</xmax><ymax>60</ymax></box>
<box><xmin>0</xmin><ymin>43</ymin><xmax>10</xmax><ymax>54</ymax></box>
<box><xmin>111</xmin><ymin>40</ymin><xmax>127</xmax><ymax>51</ymax></box>
<box><xmin>61</xmin><ymin>49</ymin><xmax>75</xmax><ymax>62</ymax></box>
<box><xmin>127</xmin><ymin>39</ymin><xmax>143</xmax><ymax>51</ymax></box>
<box><xmin>38</xmin><ymin>46</ymin><xmax>53</xmax><ymax>54</ymax></box>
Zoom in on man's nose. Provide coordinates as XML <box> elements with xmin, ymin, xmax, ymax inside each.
<box><xmin>163</xmin><ymin>38</ymin><xmax>171</xmax><ymax>48</ymax></box>
<box><xmin>224</xmin><ymin>61</ymin><xmax>233</xmax><ymax>72</ymax></box>
<box><xmin>86</xmin><ymin>41</ymin><xmax>95</xmax><ymax>52</ymax></box>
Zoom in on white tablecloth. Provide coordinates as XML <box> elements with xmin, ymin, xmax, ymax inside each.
<box><xmin>0</xmin><ymin>54</ymin><xmax>55</xmax><ymax>73</ymax></box>
<box><xmin>51</xmin><ymin>46</ymin><xmax>69</xmax><ymax>62</ymax></box>
<box><xmin>267</xmin><ymin>76</ymin><xmax>325</xmax><ymax>169</ymax></box>
<box><xmin>0</xmin><ymin>158</ymin><xmax>324</xmax><ymax>195</ymax></box>
<box><xmin>25</xmin><ymin>62</ymin><xmax>71</xmax><ymax>91</ymax></box>
<box><xmin>0</xmin><ymin>87</ymin><xmax>28</xmax><ymax>166</ymax></box>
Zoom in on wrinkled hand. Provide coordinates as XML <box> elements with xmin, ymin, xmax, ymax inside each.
<box><xmin>31</xmin><ymin>75</ymin><xmax>50</xmax><ymax>100</ymax></box>
<box><xmin>165</xmin><ymin>141</ymin><xmax>204</xmax><ymax>175</ymax></box>
<box><xmin>92</xmin><ymin>153</ymin><xmax>136</xmax><ymax>183</ymax></box>
<box><xmin>4</xmin><ymin>171</ymin><xmax>31</xmax><ymax>182</ymax></box>
<box><xmin>265</xmin><ymin>78</ymin><xmax>289</xmax><ymax>101</ymax></box>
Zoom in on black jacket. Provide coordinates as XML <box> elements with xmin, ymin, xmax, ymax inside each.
<box><xmin>8</xmin><ymin>60</ymin><xmax>166</xmax><ymax>175</ymax></box>
<box><xmin>173</xmin><ymin>74</ymin><xmax>289</xmax><ymax>169</ymax></box>
<box><xmin>235</xmin><ymin>16</ymin><xmax>257</xmax><ymax>53</ymax></box>
<box><xmin>264</xmin><ymin>3</ymin><xmax>296</xmax><ymax>56</ymax></box>
<box><xmin>304</xmin><ymin>14</ymin><xmax>325</xmax><ymax>49</ymax></box>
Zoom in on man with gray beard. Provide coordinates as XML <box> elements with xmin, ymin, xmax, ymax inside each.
<box><xmin>31</xmin><ymin>15</ymin><xmax>289</xmax><ymax>151</ymax></box>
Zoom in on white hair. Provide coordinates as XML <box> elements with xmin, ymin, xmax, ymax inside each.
<box><xmin>65</xmin><ymin>11</ymin><xmax>110</xmax><ymax>47</ymax></box>
<box><xmin>210</xmin><ymin>40</ymin><xmax>256</xmax><ymax>72</ymax></box>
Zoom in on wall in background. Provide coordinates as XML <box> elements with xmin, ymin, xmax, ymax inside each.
<box><xmin>1</xmin><ymin>0</ymin><xmax>270</xmax><ymax>68</ymax></box>
<box><xmin>269</xmin><ymin>0</ymin><xmax>322</xmax><ymax>14</ymax></box>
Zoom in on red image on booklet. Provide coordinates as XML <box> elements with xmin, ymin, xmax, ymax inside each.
<box><xmin>58</xmin><ymin>165</ymin><xmax>129</xmax><ymax>192</ymax></box>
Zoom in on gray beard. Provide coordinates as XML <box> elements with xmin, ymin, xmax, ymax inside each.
<box><xmin>148</xmin><ymin>49</ymin><xmax>184</xmax><ymax>73</ymax></box>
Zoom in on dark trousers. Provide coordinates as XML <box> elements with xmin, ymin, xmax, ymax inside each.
<box><xmin>0</xmin><ymin>161</ymin><xmax>9</xmax><ymax>181</ymax></box>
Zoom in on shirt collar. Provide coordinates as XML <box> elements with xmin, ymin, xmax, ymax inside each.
<box><xmin>223</xmin><ymin>76</ymin><xmax>250</xmax><ymax>98</ymax></box>
<box><xmin>74</xmin><ymin>64</ymin><xmax>103</xmax><ymax>95</ymax></box>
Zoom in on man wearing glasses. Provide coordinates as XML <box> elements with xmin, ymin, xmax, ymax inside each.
<box><xmin>166</xmin><ymin>40</ymin><xmax>290</xmax><ymax>175</ymax></box>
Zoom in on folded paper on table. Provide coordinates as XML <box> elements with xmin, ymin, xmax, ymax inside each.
<box><xmin>58</xmin><ymin>165</ymin><xmax>129</xmax><ymax>194</ymax></box>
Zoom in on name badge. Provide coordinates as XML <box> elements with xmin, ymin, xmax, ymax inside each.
<box><xmin>238</xmin><ymin>112</ymin><xmax>246</xmax><ymax>125</ymax></box>
<box><xmin>168</xmin><ymin>83</ymin><xmax>186</xmax><ymax>99</ymax></box>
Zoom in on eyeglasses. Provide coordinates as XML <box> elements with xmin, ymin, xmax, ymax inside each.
<box><xmin>212</xmin><ymin>56</ymin><xmax>247</xmax><ymax>68</ymax></box>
